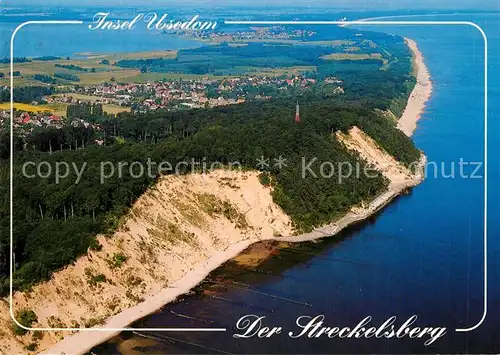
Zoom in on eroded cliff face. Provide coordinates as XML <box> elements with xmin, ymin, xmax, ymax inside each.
<box><xmin>0</xmin><ymin>170</ymin><xmax>293</xmax><ymax>353</ymax></box>
<box><xmin>0</xmin><ymin>126</ymin><xmax>422</xmax><ymax>354</ymax></box>
<box><xmin>336</xmin><ymin>126</ymin><xmax>416</xmax><ymax>188</ymax></box>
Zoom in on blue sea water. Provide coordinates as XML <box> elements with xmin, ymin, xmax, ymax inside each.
<box><xmin>108</xmin><ymin>13</ymin><xmax>496</xmax><ymax>354</ymax></box>
<box><xmin>1</xmin><ymin>7</ymin><xmax>498</xmax><ymax>354</ymax></box>
<box><xmin>0</xmin><ymin>11</ymin><xmax>203</xmax><ymax>57</ymax></box>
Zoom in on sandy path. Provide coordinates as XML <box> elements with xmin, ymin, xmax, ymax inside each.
<box><xmin>398</xmin><ymin>38</ymin><xmax>433</xmax><ymax>136</ymax></box>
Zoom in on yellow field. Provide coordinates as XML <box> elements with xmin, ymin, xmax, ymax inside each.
<box><xmin>47</xmin><ymin>95</ymin><xmax>131</xmax><ymax>115</ymax></box>
<box><xmin>42</xmin><ymin>103</ymin><xmax>67</xmax><ymax>116</ymax></box>
<box><xmin>103</xmin><ymin>104</ymin><xmax>131</xmax><ymax>114</ymax></box>
<box><xmin>47</xmin><ymin>102</ymin><xmax>130</xmax><ymax>116</ymax></box>
<box><xmin>0</xmin><ymin>100</ymin><xmax>128</xmax><ymax>116</ymax></box>
<box><xmin>0</xmin><ymin>102</ymin><xmax>53</xmax><ymax>113</ymax></box>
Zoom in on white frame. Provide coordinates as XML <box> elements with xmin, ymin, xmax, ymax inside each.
<box><xmin>9</xmin><ymin>20</ymin><xmax>488</xmax><ymax>334</ymax></box>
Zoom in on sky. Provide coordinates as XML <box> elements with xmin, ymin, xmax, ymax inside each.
<box><xmin>4</xmin><ymin>0</ymin><xmax>500</xmax><ymax>11</ymax></box>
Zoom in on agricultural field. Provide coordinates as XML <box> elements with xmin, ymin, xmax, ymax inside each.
<box><xmin>321</xmin><ymin>52</ymin><xmax>383</xmax><ymax>60</ymax></box>
<box><xmin>0</xmin><ymin>100</ymin><xmax>129</xmax><ymax>117</ymax></box>
<box><xmin>0</xmin><ymin>51</ymin><xmax>179</xmax><ymax>86</ymax></box>
<box><xmin>0</xmin><ymin>102</ymin><xmax>53</xmax><ymax>113</ymax></box>
<box><xmin>321</xmin><ymin>52</ymin><xmax>389</xmax><ymax>66</ymax></box>
<box><xmin>0</xmin><ymin>35</ymin><xmax>396</xmax><ymax>90</ymax></box>
<box><xmin>246</xmin><ymin>65</ymin><xmax>317</xmax><ymax>76</ymax></box>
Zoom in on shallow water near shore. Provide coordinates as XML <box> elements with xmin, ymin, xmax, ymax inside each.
<box><xmin>89</xmin><ymin>11</ymin><xmax>500</xmax><ymax>354</ymax></box>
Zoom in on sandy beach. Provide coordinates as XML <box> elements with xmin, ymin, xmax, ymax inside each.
<box><xmin>44</xmin><ymin>171</ymin><xmax>427</xmax><ymax>355</ymax></box>
<box><xmin>30</xmin><ymin>38</ymin><xmax>432</xmax><ymax>355</ymax></box>
<box><xmin>43</xmin><ymin>148</ymin><xmax>427</xmax><ymax>355</ymax></box>
<box><xmin>42</xmin><ymin>239</ymin><xmax>263</xmax><ymax>355</ymax></box>
<box><xmin>398</xmin><ymin>38</ymin><xmax>433</xmax><ymax>136</ymax></box>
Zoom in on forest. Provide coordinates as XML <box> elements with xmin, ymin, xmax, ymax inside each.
<box><xmin>115</xmin><ymin>25</ymin><xmax>409</xmax><ymax>77</ymax></box>
<box><xmin>0</xmin><ymin>57</ymin><xmax>31</xmax><ymax>64</ymax></box>
<box><xmin>0</xmin><ymin>101</ymin><xmax>419</xmax><ymax>295</ymax></box>
<box><xmin>54</xmin><ymin>64</ymin><xmax>90</xmax><ymax>72</ymax></box>
<box><xmin>32</xmin><ymin>74</ymin><xmax>57</xmax><ymax>84</ymax></box>
<box><xmin>0</xmin><ymin>30</ymin><xmax>420</xmax><ymax>296</ymax></box>
<box><xmin>0</xmin><ymin>86</ymin><xmax>55</xmax><ymax>104</ymax></box>
<box><xmin>54</xmin><ymin>72</ymin><xmax>80</xmax><ymax>82</ymax></box>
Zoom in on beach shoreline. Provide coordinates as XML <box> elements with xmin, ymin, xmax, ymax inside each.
<box><xmin>44</xmin><ymin>159</ymin><xmax>427</xmax><ymax>355</ymax></box>
<box><xmin>398</xmin><ymin>38</ymin><xmax>433</xmax><ymax>136</ymax></box>
<box><xmin>41</xmin><ymin>38</ymin><xmax>432</xmax><ymax>355</ymax></box>
<box><xmin>43</xmin><ymin>169</ymin><xmax>426</xmax><ymax>355</ymax></box>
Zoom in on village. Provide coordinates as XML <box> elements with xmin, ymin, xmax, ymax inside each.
<box><xmin>43</xmin><ymin>74</ymin><xmax>324</xmax><ymax>112</ymax></box>
<box><xmin>178</xmin><ymin>25</ymin><xmax>317</xmax><ymax>42</ymax></box>
<box><xmin>0</xmin><ymin>73</ymin><xmax>344</xmax><ymax>134</ymax></box>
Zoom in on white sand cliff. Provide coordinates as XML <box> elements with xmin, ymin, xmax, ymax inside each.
<box><xmin>0</xmin><ymin>126</ymin><xmax>425</xmax><ymax>355</ymax></box>
<box><xmin>1</xmin><ymin>170</ymin><xmax>293</xmax><ymax>354</ymax></box>
<box><xmin>0</xmin><ymin>38</ymin><xmax>430</xmax><ymax>355</ymax></box>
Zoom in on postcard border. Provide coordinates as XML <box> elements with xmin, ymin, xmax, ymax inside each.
<box><xmin>9</xmin><ymin>20</ymin><xmax>488</xmax><ymax>334</ymax></box>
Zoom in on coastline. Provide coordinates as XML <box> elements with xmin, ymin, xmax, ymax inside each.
<box><xmin>398</xmin><ymin>38</ymin><xmax>433</xmax><ymax>136</ymax></box>
<box><xmin>42</xmin><ymin>38</ymin><xmax>431</xmax><ymax>355</ymax></box>
<box><xmin>43</xmin><ymin>163</ymin><xmax>426</xmax><ymax>355</ymax></box>
<box><xmin>44</xmin><ymin>161</ymin><xmax>426</xmax><ymax>355</ymax></box>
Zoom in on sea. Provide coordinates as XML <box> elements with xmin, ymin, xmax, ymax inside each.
<box><xmin>1</xmin><ymin>6</ymin><xmax>498</xmax><ymax>354</ymax></box>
